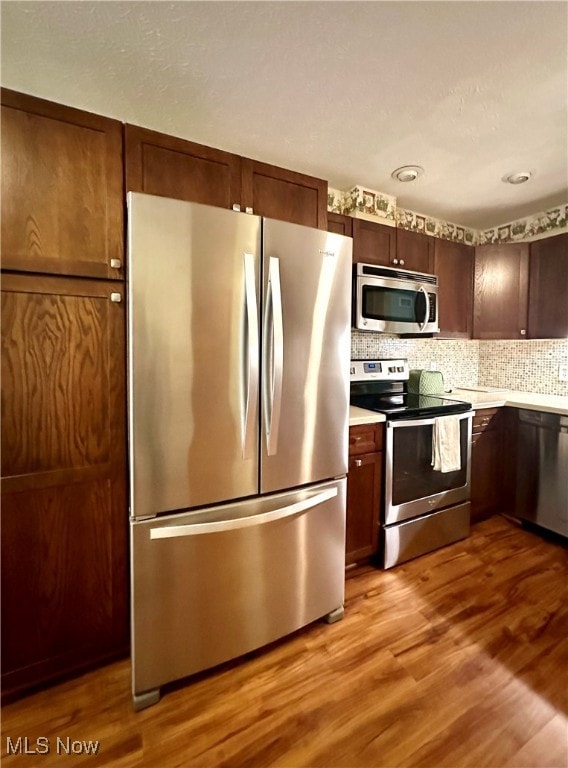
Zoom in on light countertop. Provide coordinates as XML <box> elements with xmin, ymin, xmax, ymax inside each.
<box><xmin>348</xmin><ymin>389</ymin><xmax>568</xmax><ymax>426</ymax></box>
<box><xmin>443</xmin><ymin>388</ymin><xmax>568</xmax><ymax>416</ymax></box>
<box><xmin>349</xmin><ymin>406</ymin><xmax>386</xmax><ymax>426</ymax></box>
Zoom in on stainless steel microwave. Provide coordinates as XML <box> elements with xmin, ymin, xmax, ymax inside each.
<box><xmin>353</xmin><ymin>263</ymin><xmax>439</xmax><ymax>334</ymax></box>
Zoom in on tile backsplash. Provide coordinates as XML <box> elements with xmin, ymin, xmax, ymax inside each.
<box><xmin>351</xmin><ymin>333</ymin><xmax>479</xmax><ymax>390</ymax></box>
<box><xmin>479</xmin><ymin>340</ymin><xmax>568</xmax><ymax>397</ymax></box>
<box><xmin>351</xmin><ymin>332</ymin><xmax>568</xmax><ymax>397</ymax></box>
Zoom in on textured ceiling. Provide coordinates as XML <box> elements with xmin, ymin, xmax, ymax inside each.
<box><xmin>1</xmin><ymin>1</ymin><xmax>567</xmax><ymax>229</ymax></box>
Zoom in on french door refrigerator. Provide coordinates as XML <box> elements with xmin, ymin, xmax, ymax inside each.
<box><xmin>127</xmin><ymin>193</ymin><xmax>352</xmax><ymax>709</ymax></box>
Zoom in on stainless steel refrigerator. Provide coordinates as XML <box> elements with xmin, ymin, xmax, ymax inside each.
<box><xmin>127</xmin><ymin>193</ymin><xmax>352</xmax><ymax>709</ymax></box>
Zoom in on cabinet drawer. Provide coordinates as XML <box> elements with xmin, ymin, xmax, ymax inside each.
<box><xmin>349</xmin><ymin>424</ymin><xmax>383</xmax><ymax>455</ymax></box>
<box><xmin>472</xmin><ymin>408</ymin><xmax>502</xmax><ymax>433</ymax></box>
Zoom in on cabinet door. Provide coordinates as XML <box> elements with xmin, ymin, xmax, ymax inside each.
<box><xmin>471</xmin><ymin>430</ymin><xmax>503</xmax><ymax>523</ymax></box>
<box><xmin>473</xmin><ymin>243</ymin><xmax>529</xmax><ymax>339</ymax></box>
<box><xmin>470</xmin><ymin>409</ymin><xmax>503</xmax><ymax>524</ymax></box>
<box><xmin>240</xmin><ymin>158</ymin><xmax>327</xmax><ymax>229</ymax></box>
<box><xmin>434</xmin><ymin>239</ymin><xmax>474</xmax><ymax>338</ymax></box>
<box><xmin>327</xmin><ymin>213</ymin><xmax>353</xmax><ymax>238</ymax></box>
<box><xmin>395</xmin><ymin>228</ymin><xmax>434</xmax><ymax>273</ymax></box>
<box><xmin>346</xmin><ymin>451</ymin><xmax>382</xmax><ymax>566</ymax></box>
<box><xmin>352</xmin><ymin>219</ymin><xmax>396</xmax><ymax>265</ymax></box>
<box><xmin>528</xmin><ymin>233</ymin><xmax>568</xmax><ymax>338</ymax></box>
<box><xmin>1</xmin><ymin>89</ymin><xmax>124</xmax><ymax>280</ymax></box>
<box><xmin>124</xmin><ymin>124</ymin><xmax>242</xmax><ymax>209</ymax></box>
<box><xmin>1</xmin><ymin>274</ymin><xmax>128</xmax><ymax>700</ymax></box>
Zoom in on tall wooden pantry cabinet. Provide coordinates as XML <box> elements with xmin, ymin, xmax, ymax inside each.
<box><xmin>1</xmin><ymin>89</ymin><xmax>128</xmax><ymax>701</ymax></box>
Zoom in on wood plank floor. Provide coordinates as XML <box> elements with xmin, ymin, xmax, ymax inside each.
<box><xmin>2</xmin><ymin>515</ymin><xmax>567</xmax><ymax>768</ymax></box>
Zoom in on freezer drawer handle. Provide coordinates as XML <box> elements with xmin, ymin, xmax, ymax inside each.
<box><xmin>242</xmin><ymin>252</ymin><xmax>259</xmax><ymax>459</ymax></box>
<box><xmin>148</xmin><ymin>487</ymin><xmax>338</xmax><ymax>539</ymax></box>
<box><xmin>263</xmin><ymin>256</ymin><xmax>284</xmax><ymax>456</ymax></box>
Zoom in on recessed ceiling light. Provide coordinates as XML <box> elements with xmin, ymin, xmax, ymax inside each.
<box><xmin>391</xmin><ymin>165</ymin><xmax>424</xmax><ymax>183</ymax></box>
<box><xmin>504</xmin><ymin>171</ymin><xmax>532</xmax><ymax>185</ymax></box>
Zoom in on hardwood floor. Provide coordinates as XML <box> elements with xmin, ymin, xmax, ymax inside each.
<box><xmin>2</xmin><ymin>515</ymin><xmax>567</xmax><ymax>767</ymax></box>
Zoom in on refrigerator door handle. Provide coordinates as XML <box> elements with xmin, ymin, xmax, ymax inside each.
<box><xmin>149</xmin><ymin>486</ymin><xmax>338</xmax><ymax>539</ymax></box>
<box><xmin>263</xmin><ymin>256</ymin><xmax>284</xmax><ymax>456</ymax></box>
<box><xmin>242</xmin><ymin>252</ymin><xmax>259</xmax><ymax>459</ymax></box>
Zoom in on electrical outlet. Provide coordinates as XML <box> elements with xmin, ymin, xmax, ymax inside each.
<box><xmin>559</xmin><ymin>364</ymin><xmax>568</xmax><ymax>382</ymax></box>
<box><xmin>429</xmin><ymin>360</ymin><xmax>437</xmax><ymax>371</ymax></box>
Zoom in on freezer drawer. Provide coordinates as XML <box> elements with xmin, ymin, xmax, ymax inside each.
<box><xmin>383</xmin><ymin>502</ymin><xmax>470</xmax><ymax>569</ymax></box>
<box><xmin>131</xmin><ymin>478</ymin><xmax>346</xmax><ymax>706</ymax></box>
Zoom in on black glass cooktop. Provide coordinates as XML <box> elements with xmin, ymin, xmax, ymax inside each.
<box><xmin>350</xmin><ymin>392</ymin><xmax>472</xmax><ymax>420</ymax></box>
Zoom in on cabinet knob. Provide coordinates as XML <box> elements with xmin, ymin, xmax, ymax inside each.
<box><xmin>245</xmin><ymin>207</ymin><xmax>254</xmax><ymax>215</ymax></box>
<box><xmin>399</xmin><ymin>259</ymin><xmax>405</xmax><ymax>266</ymax></box>
<box><xmin>232</xmin><ymin>204</ymin><xmax>241</xmax><ymax>212</ymax></box>
<box><xmin>110</xmin><ymin>258</ymin><xmax>122</xmax><ymax>269</ymax></box>
<box><xmin>392</xmin><ymin>258</ymin><xmax>399</xmax><ymax>265</ymax></box>
<box><xmin>354</xmin><ymin>459</ymin><xmax>362</xmax><ymax>467</ymax></box>
<box><xmin>520</xmin><ymin>329</ymin><xmax>526</xmax><ymax>335</ymax></box>
<box><xmin>110</xmin><ymin>293</ymin><xmax>122</xmax><ymax>303</ymax></box>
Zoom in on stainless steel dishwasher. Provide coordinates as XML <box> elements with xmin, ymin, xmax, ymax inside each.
<box><xmin>514</xmin><ymin>409</ymin><xmax>568</xmax><ymax>538</ymax></box>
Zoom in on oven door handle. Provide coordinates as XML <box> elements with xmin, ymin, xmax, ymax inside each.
<box><xmin>418</xmin><ymin>286</ymin><xmax>430</xmax><ymax>331</ymax></box>
<box><xmin>388</xmin><ymin>412</ymin><xmax>473</xmax><ymax>428</ymax></box>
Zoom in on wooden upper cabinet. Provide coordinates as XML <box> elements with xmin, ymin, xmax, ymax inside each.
<box><xmin>528</xmin><ymin>232</ymin><xmax>568</xmax><ymax>338</ymax></box>
<box><xmin>473</xmin><ymin>243</ymin><xmax>529</xmax><ymax>339</ymax></box>
<box><xmin>434</xmin><ymin>239</ymin><xmax>474</xmax><ymax>338</ymax></box>
<box><xmin>124</xmin><ymin>127</ymin><xmax>327</xmax><ymax>229</ymax></box>
<box><xmin>327</xmin><ymin>212</ymin><xmax>353</xmax><ymax>238</ymax></box>
<box><xmin>1</xmin><ymin>273</ymin><xmax>128</xmax><ymax>699</ymax></box>
<box><xmin>395</xmin><ymin>228</ymin><xmax>434</xmax><ymax>273</ymax></box>
<box><xmin>240</xmin><ymin>158</ymin><xmax>327</xmax><ymax>229</ymax></box>
<box><xmin>1</xmin><ymin>89</ymin><xmax>124</xmax><ymax>280</ymax></box>
<box><xmin>352</xmin><ymin>219</ymin><xmax>396</xmax><ymax>265</ymax></box>
<box><xmin>124</xmin><ymin>124</ymin><xmax>241</xmax><ymax>209</ymax></box>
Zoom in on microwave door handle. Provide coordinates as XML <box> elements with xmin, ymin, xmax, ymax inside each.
<box><xmin>242</xmin><ymin>252</ymin><xmax>259</xmax><ymax>459</ymax></box>
<box><xmin>418</xmin><ymin>286</ymin><xmax>430</xmax><ymax>331</ymax></box>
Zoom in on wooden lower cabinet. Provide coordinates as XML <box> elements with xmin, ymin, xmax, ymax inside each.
<box><xmin>346</xmin><ymin>424</ymin><xmax>383</xmax><ymax>568</ymax></box>
<box><xmin>470</xmin><ymin>408</ymin><xmax>504</xmax><ymax>523</ymax></box>
<box><xmin>1</xmin><ymin>274</ymin><xmax>128</xmax><ymax>701</ymax></box>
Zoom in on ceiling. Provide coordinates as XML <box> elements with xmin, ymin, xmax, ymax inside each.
<box><xmin>2</xmin><ymin>1</ymin><xmax>567</xmax><ymax>230</ymax></box>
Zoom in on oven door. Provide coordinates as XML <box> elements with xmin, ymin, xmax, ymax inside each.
<box><xmin>385</xmin><ymin>413</ymin><xmax>472</xmax><ymax>524</ymax></box>
<box><xmin>354</xmin><ymin>275</ymin><xmax>438</xmax><ymax>334</ymax></box>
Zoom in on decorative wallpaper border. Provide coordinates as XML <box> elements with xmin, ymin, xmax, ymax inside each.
<box><xmin>478</xmin><ymin>204</ymin><xmax>568</xmax><ymax>245</ymax></box>
<box><xmin>396</xmin><ymin>208</ymin><xmax>476</xmax><ymax>245</ymax></box>
<box><xmin>328</xmin><ymin>185</ymin><xmax>568</xmax><ymax>245</ymax></box>
<box><xmin>341</xmin><ymin>185</ymin><xmax>397</xmax><ymax>222</ymax></box>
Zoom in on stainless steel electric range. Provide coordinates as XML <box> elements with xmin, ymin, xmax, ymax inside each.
<box><xmin>350</xmin><ymin>359</ymin><xmax>473</xmax><ymax>568</ymax></box>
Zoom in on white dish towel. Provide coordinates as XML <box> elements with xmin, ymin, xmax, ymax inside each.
<box><xmin>432</xmin><ymin>415</ymin><xmax>461</xmax><ymax>473</ymax></box>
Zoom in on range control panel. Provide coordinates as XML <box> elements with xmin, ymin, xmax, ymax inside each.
<box><xmin>350</xmin><ymin>359</ymin><xmax>409</xmax><ymax>382</ymax></box>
